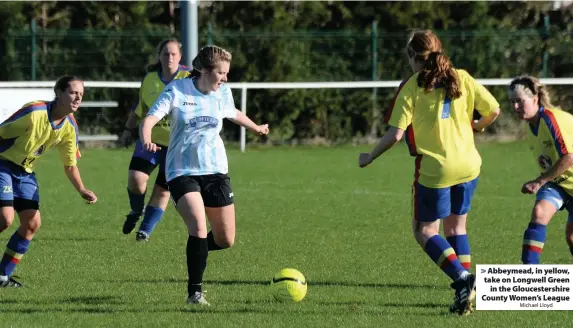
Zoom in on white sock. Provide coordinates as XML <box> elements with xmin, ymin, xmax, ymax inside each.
<box><xmin>0</xmin><ymin>275</ymin><xmax>8</xmax><ymax>282</ymax></box>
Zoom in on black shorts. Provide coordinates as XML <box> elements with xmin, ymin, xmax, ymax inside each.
<box><xmin>128</xmin><ymin>143</ymin><xmax>168</xmax><ymax>190</ymax></box>
<box><xmin>167</xmin><ymin>174</ymin><xmax>234</xmax><ymax>208</ymax></box>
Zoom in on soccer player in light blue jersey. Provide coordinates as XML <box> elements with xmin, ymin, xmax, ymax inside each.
<box><xmin>140</xmin><ymin>45</ymin><xmax>269</xmax><ymax>305</ymax></box>
<box><xmin>0</xmin><ymin>76</ymin><xmax>97</xmax><ymax>287</ymax></box>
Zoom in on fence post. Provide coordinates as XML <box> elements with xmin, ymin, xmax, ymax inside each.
<box><xmin>207</xmin><ymin>22</ymin><xmax>213</xmax><ymax>45</ymax></box>
<box><xmin>369</xmin><ymin>20</ymin><xmax>378</xmax><ymax>138</ymax></box>
<box><xmin>30</xmin><ymin>19</ymin><xmax>37</xmax><ymax>81</ymax></box>
<box><xmin>240</xmin><ymin>84</ymin><xmax>247</xmax><ymax>153</ymax></box>
<box><xmin>542</xmin><ymin>14</ymin><xmax>550</xmax><ymax>78</ymax></box>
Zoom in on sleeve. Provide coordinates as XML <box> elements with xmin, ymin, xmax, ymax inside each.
<box><xmin>58</xmin><ymin>126</ymin><xmax>80</xmax><ymax>167</ymax></box>
<box><xmin>147</xmin><ymin>83</ymin><xmax>176</xmax><ymax>121</ymax></box>
<box><xmin>542</xmin><ymin>110</ymin><xmax>573</xmax><ymax>157</ymax></box>
<box><xmin>222</xmin><ymin>86</ymin><xmax>237</xmax><ymax>119</ymax></box>
<box><xmin>466</xmin><ymin>71</ymin><xmax>500</xmax><ymax>117</ymax></box>
<box><xmin>132</xmin><ymin>78</ymin><xmax>147</xmax><ymax>118</ymax></box>
<box><xmin>384</xmin><ymin>79</ymin><xmax>414</xmax><ymax>130</ymax></box>
<box><xmin>0</xmin><ymin>111</ymin><xmax>33</xmax><ymax>139</ymax></box>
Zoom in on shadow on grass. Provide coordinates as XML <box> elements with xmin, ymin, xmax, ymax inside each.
<box><xmin>102</xmin><ymin>278</ymin><xmax>442</xmax><ymax>291</ymax></box>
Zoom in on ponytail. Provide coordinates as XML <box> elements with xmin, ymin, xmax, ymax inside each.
<box><xmin>417</xmin><ymin>51</ymin><xmax>461</xmax><ymax>99</ymax></box>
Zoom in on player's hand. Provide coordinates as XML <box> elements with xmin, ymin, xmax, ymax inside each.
<box><xmin>472</xmin><ymin>120</ymin><xmax>483</xmax><ymax>133</ymax></box>
<box><xmin>120</xmin><ymin>129</ymin><xmax>133</xmax><ymax>148</ymax></box>
<box><xmin>256</xmin><ymin>124</ymin><xmax>269</xmax><ymax>135</ymax></box>
<box><xmin>143</xmin><ymin>142</ymin><xmax>161</xmax><ymax>153</ymax></box>
<box><xmin>521</xmin><ymin>180</ymin><xmax>543</xmax><ymax>194</ymax></box>
<box><xmin>80</xmin><ymin>188</ymin><xmax>97</xmax><ymax>204</ymax></box>
<box><xmin>358</xmin><ymin>153</ymin><xmax>373</xmax><ymax>168</ymax></box>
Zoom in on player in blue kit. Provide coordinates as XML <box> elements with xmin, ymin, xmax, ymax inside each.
<box><xmin>0</xmin><ymin>76</ymin><xmax>97</xmax><ymax>287</ymax></box>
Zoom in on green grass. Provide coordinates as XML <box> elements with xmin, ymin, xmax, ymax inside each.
<box><xmin>0</xmin><ymin>141</ymin><xmax>572</xmax><ymax>327</ymax></box>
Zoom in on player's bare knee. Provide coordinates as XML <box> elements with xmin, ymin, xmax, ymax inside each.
<box><xmin>216</xmin><ymin>235</ymin><xmax>234</xmax><ymax>248</ymax></box>
<box><xmin>531</xmin><ymin>204</ymin><xmax>552</xmax><ymax>224</ymax></box>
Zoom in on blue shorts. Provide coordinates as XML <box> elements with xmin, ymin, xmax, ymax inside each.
<box><xmin>128</xmin><ymin>140</ymin><xmax>168</xmax><ymax>190</ymax></box>
<box><xmin>412</xmin><ymin>177</ymin><xmax>478</xmax><ymax>222</ymax></box>
<box><xmin>536</xmin><ymin>182</ymin><xmax>573</xmax><ymax>222</ymax></box>
<box><xmin>0</xmin><ymin>159</ymin><xmax>40</xmax><ymax>211</ymax></box>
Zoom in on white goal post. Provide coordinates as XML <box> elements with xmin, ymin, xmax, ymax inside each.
<box><xmin>1</xmin><ymin>78</ymin><xmax>573</xmax><ymax>151</ymax></box>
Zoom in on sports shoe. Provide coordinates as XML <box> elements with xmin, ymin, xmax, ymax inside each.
<box><xmin>135</xmin><ymin>231</ymin><xmax>149</xmax><ymax>242</ymax></box>
<box><xmin>122</xmin><ymin>212</ymin><xmax>141</xmax><ymax>234</ymax></box>
<box><xmin>0</xmin><ymin>276</ymin><xmax>22</xmax><ymax>288</ymax></box>
<box><xmin>450</xmin><ymin>273</ymin><xmax>476</xmax><ymax>316</ymax></box>
<box><xmin>186</xmin><ymin>291</ymin><xmax>210</xmax><ymax>306</ymax></box>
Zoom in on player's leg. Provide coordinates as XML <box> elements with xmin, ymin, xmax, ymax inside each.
<box><xmin>167</xmin><ymin>175</ymin><xmax>209</xmax><ymax>306</ymax></box>
<box><xmin>0</xmin><ymin>164</ymin><xmax>15</xmax><ymax>233</ymax></box>
<box><xmin>566</xmin><ymin>220</ymin><xmax>573</xmax><ymax>257</ymax></box>
<box><xmin>123</xmin><ymin>140</ymin><xmax>157</xmax><ymax>234</ymax></box>
<box><xmin>444</xmin><ymin>177</ymin><xmax>479</xmax><ymax>272</ymax></box>
<box><xmin>0</xmin><ymin>170</ymin><xmax>40</xmax><ymax>288</ymax></box>
<box><xmin>412</xmin><ymin>182</ymin><xmax>474</xmax><ymax>316</ymax></box>
<box><xmin>522</xmin><ymin>183</ymin><xmax>561</xmax><ymax>264</ymax></box>
<box><xmin>136</xmin><ymin>147</ymin><xmax>170</xmax><ymax>241</ymax></box>
<box><xmin>203</xmin><ymin>174</ymin><xmax>235</xmax><ymax>251</ymax></box>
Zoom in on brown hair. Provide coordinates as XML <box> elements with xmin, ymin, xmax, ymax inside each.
<box><xmin>509</xmin><ymin>75</ymin><xmax>553</xmax><ymax>108</ymax></box>
<box><xmin>190</xmin><ymin>45</ymin><xmax>232</xmax><ymax>78</ymax></box>
<box><xmin>406</xmin><ymin>30</ymin><xmax>461</xmax><ymax>99</ymax></box>
<box><xmin>146</xmin><ymin>38</ymin><xmax>181</xmax><ymax>73</ymax></box>
<box><xmin>54</xmin><ymin>75</ymin><xmax>83</xmax><ymax>99</ymax></box>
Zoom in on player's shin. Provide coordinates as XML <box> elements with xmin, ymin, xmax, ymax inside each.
<box><xmin>187</xmin><ymin>235</ymin><xmax>208</xmax><ymax>295</ymax></box>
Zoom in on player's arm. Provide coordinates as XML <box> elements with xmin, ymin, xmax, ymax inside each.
<box><xmin>141</xmin><ymin>84</ymin><xmax>175</xmax><ymax>152</ymax></box>
<box><xmin>468</xmin><ymin>73</ymin><xmax>501</xmax><ymax>132</ymax></box>
<box><xmin>523</xmin><ymin>114</ymin><xmax>573</xmax><ymax>194</ymax></box>
<box><xmin>223</xmin><ymin>87</ymin><xmax>268</xmax><ymax>135</ymax></box>
<box><xmin>359</xmin><ymin>80</ymin><xmax>412</xmax><ymax>168</ymax></box>
<box><xmin>228</xmin><ymin>110</ymin><xmax>269</xmax><ymax>135</ymax></box>
<box><xmin>0</xmin><ymin>112</ymin><xmax>33</xmax><ymax>139</ymax></box>
<box><xmin>59</xmin><ymin>132</ymin><xmax>97</xmax><ymax>203</ymax></box>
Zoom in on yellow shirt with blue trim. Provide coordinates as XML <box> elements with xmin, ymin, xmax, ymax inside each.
<box><xmin>527</xmin><ymin>107</ymin><xmax>573</xmax><ymax>196</ymax></box>
<box><xmin>0</xmin><ymin>100</ymin><xmax>80</xmax><ymax>173</ymax></box>
<box><xmin>385</xmin><ymin>69</ymin><xmax>500</xmax><ymax>188</ymax></box>
<box><xmin>132</xmin><ymin>65</ymin><xmax>191</xmax><ymax>146</ymax></box>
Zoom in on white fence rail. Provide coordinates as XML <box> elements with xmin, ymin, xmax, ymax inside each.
<box><xmin>2</xmin><ymin>78</ymin><xmax>573</xmax><ymax>150</ymax></box>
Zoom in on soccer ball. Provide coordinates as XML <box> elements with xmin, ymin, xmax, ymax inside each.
<box><xmin>270</xmin><ymin>268</ymin><xmax>307</xmax><ymax>302</ymax></box>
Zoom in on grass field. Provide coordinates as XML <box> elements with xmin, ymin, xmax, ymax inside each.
<box><xmin>0</xmin><ymin>141</ymin><xmax>572</xmax><ymax>327</ymax></box>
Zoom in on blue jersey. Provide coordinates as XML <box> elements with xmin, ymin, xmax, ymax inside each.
<box><xmin>146</xmin><ymin>78</ymin><xmax>237</xmax><ymax>181</ymax></box>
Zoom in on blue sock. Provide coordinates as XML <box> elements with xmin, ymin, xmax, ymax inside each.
<box><xmin>424</xmin><ymin>235</ymin><xmax>466</xmax><ymax>281</ymax></box>
<box><xmin>0</xmin><ymin>232</ymin><xmax>31</xmax><ymax>276</ymax></box>
<box><xmin>128</xmin><ymin>188</ymin><xmax>145</xmax><ymax>214</ymax></box>
<box><xmin>522</xmin><ymin>223</ymin><xmax>546</xmax><ymax>264</ymax></box>
<box><xmin>138</xmin><ymin>205</ymin><xmax>165</xmax><ymax>235</ymax></box>
<box><xmin>446</xmin><ymin>235</ymin><xmax>471</xmax><ymax>272</ymax></box>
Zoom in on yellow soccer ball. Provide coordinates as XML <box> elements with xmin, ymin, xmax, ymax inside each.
<box><xmin>270</xmin><ymin>268</ymin><xmax>307</xmax><ymax>302</ymax></box>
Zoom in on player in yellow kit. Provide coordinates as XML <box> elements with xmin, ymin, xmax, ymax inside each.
<box><xmin>508</xmin><ymin>76</ymin><xmax>573</xmax><ymax>264</ymax></box>
<box><xmin>358</xmin><ymin>30</ymin><xmax>500</xmax><ymax>315</ymax></box>
<box><xmin>0</xmin><ymin>76</ymin><xmax>97</xmax><ymax>287</ymax></box>
<box><xmin>120</xmin><ymin>38</ymin><xmax>191</xmax><ymax>241</ymax></box>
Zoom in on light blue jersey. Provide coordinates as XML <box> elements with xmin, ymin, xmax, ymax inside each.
<box><xmin>147</xmin><ymin>78</ymin><xmax>237</xmax><ymax>181</ymax></box>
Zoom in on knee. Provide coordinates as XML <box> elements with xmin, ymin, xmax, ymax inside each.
<box><xmin>217</xmin><ymin>236</ymin><xmax>234</xmax><ymax>249</ymax></box>
<box><xmin>0</xmin><ymin>214</ymin><xmax>14</xmax><ymax>231</ymax></box>
<box><xmin>20</xmin><ymin>213</ymin><xmax>41</xmax><ymax>235</ymax></box>
<box><xmin>531</xmin><ymin>205</ymin><xmax>552</xmax><ymax>225</ymax></box>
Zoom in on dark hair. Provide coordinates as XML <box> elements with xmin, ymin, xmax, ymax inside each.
<box><xmin>54</xmin><ymin>76</ymin><xmax>83</xmax><ymax>97</ymax></box>
<box><xmin>190</xmin><ymin>45</ymin><xmax>232</xmax><ymax>78</ymax></box>
<box><xmin>406</xmin><ymin>30</ymin><xmax>461</xmax><ymax>99</ymax></box>
<box><xmin>146</xmin><ymin>38</ymin><xmax>181</xmax><ymax>73</ymax></box>
<box><xmin>509</xmin><ymin>75</ymin><xmax>553</xmax><ymax>108</ymax></box>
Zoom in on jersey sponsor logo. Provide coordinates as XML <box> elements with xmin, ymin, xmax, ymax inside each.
<box><xmin>543</xmin><ymin>140</ymin><xmax>552</xmax><ymax>148</ymax></box>
<box><xmin>185</xmin><ymin>116</ymin><xmax>219</xmax><ymax>129</ymax></box>
<box><xmin>183</xmin><ymin>101</ymin><xmax>198</xmax><ymax>106</ymax></box>
<box><xmin>538</xmin><ymin>154</ymin><xmax>552</xmax><ymax>170</ymax></box>
<box><xmin>33</xmin><ymin>144</ymin><xmax>46</xmax><ymax>156</ymax></box>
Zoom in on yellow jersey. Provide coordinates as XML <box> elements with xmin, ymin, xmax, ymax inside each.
<box><xmin>0</xmin><ymin>101</ymin><xmax>80</xmax><ymax>173</ymax></box>
<box><xmin>526</xmin><ymin>107</ymin><xmax>573</xmax><ymax>196</ymax></box>
<box><xmin>385</xmin><ymin>69</ymin><xmax>499</xmax><ymax>188</ymax></box>
<box><xmin>132</xmin><ymin>65</ymin><xmax>191</xmax><ymax>146</ymax></box>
